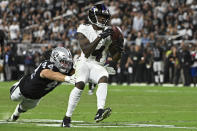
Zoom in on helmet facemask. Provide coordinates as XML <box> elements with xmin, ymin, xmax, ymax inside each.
<box><xmin>59</xmin><ymin>59</ymin><xmax>72</xmax><ymax>73</ymax></box>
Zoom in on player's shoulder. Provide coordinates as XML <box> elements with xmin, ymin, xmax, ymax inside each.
<box><xmin>41</xmin><ymin>60</ymin><xmax>54</xmax><ymax>65</ymax></box>
<box><xmin>39</xmin><ymin>60</ymin><xmax>56</xmax><ymax>70</ymax></box>
<box><xmin>77</xmin><ymin>24</ymin><xmax>92</xmax><ymax>32</ymax></box>
<box><xmin>78</xmin><ymin>23</ymin><xmax>91</xmax><ymax>28</ymax></box>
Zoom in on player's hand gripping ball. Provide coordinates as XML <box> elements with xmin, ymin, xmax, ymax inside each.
<box><xmin>109</xmin><ymin>25</ymin><xmax>124</xmax><ymax>56</ymax></box>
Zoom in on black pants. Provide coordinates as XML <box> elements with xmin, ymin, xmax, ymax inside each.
<box><xmin>174</xmin><ymin>67</ymin><xmax>181</xmax><ymax>85</ymax></box>
<box><xmin>145</xmin><ymin>67</ymin><xmax>153</xmax><ymax>84</ymax></box>
<box><xmin>135</xmin><ymin>64</ymin><xmax>145</xmax><ymax>83</ymax></box>
<box><xmin>183</xmin><ymin>66</ymin><xmax>191</xmax><ymax>86</ymax></box>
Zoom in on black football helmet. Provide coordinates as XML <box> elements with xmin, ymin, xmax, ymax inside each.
<box><xmin>88</xmin><ymin>4</ymin><xmax>111</xmax><ymax>28</ymax></box>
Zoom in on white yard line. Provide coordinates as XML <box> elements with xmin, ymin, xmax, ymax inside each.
<box><xmin>0</xmin><ymin>119</ymin><xmax>197</xmax><ymax>129</ymax></box>
<box><xmin>36</xmin><ymin>123</ymin><xmax>197</xmax><ymax>130</ymax></box>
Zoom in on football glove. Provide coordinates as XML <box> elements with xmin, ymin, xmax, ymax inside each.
<box><xmin>64</xmin><ymin>74</ymin><xmax>76</xmax><ymax>84</ymax></box>
<box><xmin>104</xmin><ymin>64</ymin><xmax>116</xmax><ymax>75</ymax></box>
<box><xmin>98</xmin><ymin>27</ymin><xmax>113</xmax><ymax>39</ymax></box>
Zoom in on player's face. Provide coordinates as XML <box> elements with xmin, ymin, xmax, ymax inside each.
<box><xmin>97</xmin><ymin>15</ymin><xmax>108</xmax><ymax>25</ymax></box>
<box><xmin>60</xmin><ymin>60</ymin><xmax>72</xmax><ymax>71</ymax></box>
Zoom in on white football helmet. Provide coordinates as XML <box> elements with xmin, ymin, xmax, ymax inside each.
<box><xmin>50</xmin><ymin>47</ymin><xmax>73</xmax><ymax>73</ymax></box>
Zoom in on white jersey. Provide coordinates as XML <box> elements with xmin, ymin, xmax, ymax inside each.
<box><xmin>77</xmin><ymin>24</ymin><xmax>112</xmax><ymax>65</ymax></box>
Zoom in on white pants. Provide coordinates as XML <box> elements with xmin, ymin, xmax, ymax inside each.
<box><xmin>153</xmin><ymin>61</ymin><xmax>163</xmax><ymax>72</ymax></box>
<box><xmin>10</xmin><ymin>82</ymin><xmax>40</xmax><ymax>111</ymax></box>
<box><xmin>153</xmin><ymin>61</ymin><xmax>164</xmax><ymax>83</ymax></box>
<box><xmin>75</xmin><ymin>60</ymin><xmax>109</xmax><ymax>84</ymax></box>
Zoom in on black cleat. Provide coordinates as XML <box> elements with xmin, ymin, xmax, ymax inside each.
<box><xmin>61</xmin><ymin>116</ymin><xmax>71</xmax><ymax>127</ymax></box>
<box><xmin>94</xmin><ymin>107</ymin><xmax>112</xmax><ymax>123</ymax></box>
<box><xmin>7</xmin><ymin>115</ymin><xmax>19</xmax><ymax>122</ymax></box>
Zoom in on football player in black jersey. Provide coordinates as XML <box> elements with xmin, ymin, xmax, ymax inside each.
<box><xmin>152</xmin><ymin>42</ymin><xmax>164</xmax><ymax>85</ymax></box>
<box><xmin>7</xmin><ymin>47</ymin><xmax>75</xmax><ymax>122</ymax></box>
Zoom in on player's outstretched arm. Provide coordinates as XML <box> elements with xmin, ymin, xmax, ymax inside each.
<box><xmin>40</xmin><ymin>69</ymin><xmax>75</xmax><ymax>83</ymax></box>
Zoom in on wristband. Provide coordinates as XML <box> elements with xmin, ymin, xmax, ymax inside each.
<box><xmin>64</xmin><ymin>76</ymin><xmax>71</xmax><ymax>82</ymax></box>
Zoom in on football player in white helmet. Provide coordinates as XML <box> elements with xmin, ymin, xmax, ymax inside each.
<box><xmin>61</xmin><ymin>4</ymin><xmax>122</xmax><ymax>127</ymax></box>
<box><xmin>7</xmin><ymin>47</ymin><xmax>75</xmax><ymax>122</ymax></box>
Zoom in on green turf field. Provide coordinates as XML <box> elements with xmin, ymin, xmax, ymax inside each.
<box><xmin>0</xmin><ymin>81</ymin><xmax>197</xmax><ymax>131</ymax></box>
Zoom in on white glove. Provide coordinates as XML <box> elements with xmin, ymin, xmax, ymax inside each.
<box><xmin>104</xmin><ymin>64</ymin><xmax>116</xmax><ymax>75</ymax></box>
<box><xmin>64</xmin><ymin>75</ymin><xmax>76</xmax><ymax>84</ymax></box>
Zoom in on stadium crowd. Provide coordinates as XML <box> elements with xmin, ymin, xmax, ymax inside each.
<box><xmin>0</xmin><ymin>0</ymin><xmax>197</xmax><ymax>86</ymax></box>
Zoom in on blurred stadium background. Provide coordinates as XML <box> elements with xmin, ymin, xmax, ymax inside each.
<box><xmin>1</xmin><ymin>0</ymin><xmax>197</xmax><ymax>130</ymax></box>
<box><xmin>0</xmin><ymin>0</ymin><xmax>197</xmax><ymax>85</ymax></box>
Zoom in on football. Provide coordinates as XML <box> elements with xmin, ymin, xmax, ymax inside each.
<box><xmin>109</xmin><ymin>25</ymin><xmax>124</xmax><ymax>56</ymax></box>
<box><xmin>111</xmin><ymin>25</ymin><xmax>124</xmax><ymax>41</ymax></box>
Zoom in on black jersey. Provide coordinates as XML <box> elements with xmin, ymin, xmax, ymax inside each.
<box><xmin>178</xmin><ymin>49</ymin><xmax>192</xmax><ymax>67</ymax></box>
<box><xmin>153</xmin><ymin>47</ymin><xmax>163</xmax><ymax>61</ymax></box>
<box><xmin>19</xmin><ymin>60</ymin><xmax>74</xmax><ymax>99</ymax></box>
<box><xmin>130</xmin><ymin>51</ymin><xmax>143</xmax><ymax>66</ymax></box>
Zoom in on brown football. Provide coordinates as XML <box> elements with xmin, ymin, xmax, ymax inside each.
<box><xmin>109</xmin><ymin>26</ymin><xmax>124</xmax><ymax>56</ymax></box>
<box><xmin>111</xmin><ymin>25</ymin><xmax>123</xmax><ymax>41</ymax></box>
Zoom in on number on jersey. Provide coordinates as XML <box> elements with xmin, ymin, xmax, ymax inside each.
<box><xmin>92</xmin><ymin>45</ymin><xmax>105</xmax><ymax>62</ymax></box>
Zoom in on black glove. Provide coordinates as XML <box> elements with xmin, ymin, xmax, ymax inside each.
<box><xmin>98</xmin><ymin>28</ymin><xmax>113</xmax><ymax>39</ymax></box>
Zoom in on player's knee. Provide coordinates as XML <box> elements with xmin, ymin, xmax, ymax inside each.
<box><xmin>10</xmin><ymin>93</ymin><xmax>21</xmax><ymax>101</ymax></box>
<box><xmin>10</xmin><ymin>95</ymin><xmax>18</xmax><ymax>101</ymax></box>
<box><xmin>75</xmin><ymin>81</ymin><xmax>85</xmax><ymax>90</ymax></box>
<box><xmin>98</xmin><ymin>76</ymin><xmax>108</xmax><ymax>83</ymax></box>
